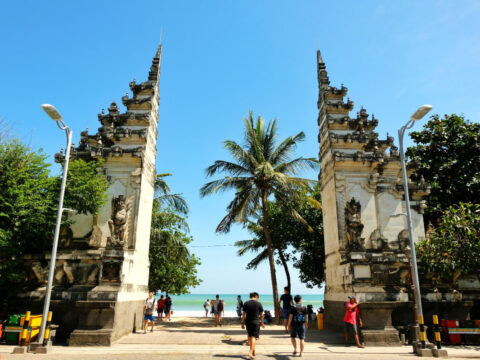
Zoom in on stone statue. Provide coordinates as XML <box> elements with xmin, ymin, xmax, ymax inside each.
<box><xmin>107</xmin><ymin>195</ymin><xmax>130</xmax><ymax>248</ymax></box>
<box><xmin>31</xmin><ymin>261</ymin><xmax>48</xmax><ymax>284</ymax></box>
<box><xmin>345</xmin><ymin>198</ymin><xmax>364</xmax><ymax>250</ymax></box>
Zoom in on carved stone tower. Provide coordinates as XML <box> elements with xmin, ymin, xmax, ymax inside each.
<box><xmin>22</xmin><ymin>45</ymin><xmax>162</xmax><ymax>345</ymax></box>
<box><xmin>316</xmin><ymin>50</ymin><xmax>429</xmax><ymax>344</ymax></box>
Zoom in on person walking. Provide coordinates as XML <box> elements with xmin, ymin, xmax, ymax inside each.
<box><xmin>241</xmin><ymin>292</ymin><xmax>264</xmax><ymax>359</ymax></box>
<box><xmin>204</xmin><ymin>299</ymin><xmax>210</xmax><ymax>317</ymax></box>
<box><xmin>280</xmin><ymin>286</ymin><xmax>293</xmax><ymax>333</ymax></box>
<box><xmin>236</xmin><ymin>295</ymin><xmax>243</xmax><ymax>317</ymax></box>
<box><xmin>143</xmin><ymin>291</ymin><xmax>156</xmax><ymax>333</ymax></box>
<box><xmin>157</xmin><ymin>295</ymin><xmax>165</xmax><ymax>321</ymax></box>
<box><xmin>344</xmin><ymin>295</ymin><xmax>364</xmax><ymax>348</ymax></box>
<box><xmin>287</xmin><ymin>295</ymin><xmax>308</xmax><ymax>357</ymax></box>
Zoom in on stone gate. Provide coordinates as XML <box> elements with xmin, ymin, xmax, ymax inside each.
<box><xmin>20</xmin><ymin>45</ymin><xmax>162</xmax><ymax>345</ymax></box>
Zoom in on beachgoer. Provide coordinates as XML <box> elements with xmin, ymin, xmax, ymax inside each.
<box><xmin>157</xmin><ymin>295</ymin><xmax>165</xmax><ymax>321</ymax></box>
<box><xmin>221</xmin><ymin>299</ymin><xmax>226</xmax><ymax>318</ymax></box>
<box><xmin>236</xmin><ymin>295</ymin><xmax>243</xmax><ymax>317</ymax></box>
<box><xmin>280</xmin><ymin>286</ymin><xmax>293</xmax><ymax>333</ymax></box>
<box><xmin>210</xmin><ymin>300</ymin><xmax>215</xmax><ymax>317</ymax></box>
<box><xmin>213</xmin><ymin>295</ymin><xmax>221</xmax><ymax>326</ymax></box>
<box><xmin>241</xmin><ymin>292</ymin><xmax>264</xmax><ymax>359</ymax></box>
<box><xmin>143</xmin><ymin>291</ymin><xmax>156</xmax><ymax>333</ymax></box>
<box><xmin>204</xmin><ymin>299</ymin><xmax>210</xmax><ymax>317</ymax></box>
<box><xmin>164</xmin><ymin>295</ymin><xmax>172</xmax><ymax>321</ymax></box>
<box><xmin>344</xmin><ymin>295</ymin><xmax>364</xmax><ymax>348</ymax></box>
<box><xmin>287</xmin><ymin>295</ymin><xmax>308</xmax><ymax>357</ymax></box>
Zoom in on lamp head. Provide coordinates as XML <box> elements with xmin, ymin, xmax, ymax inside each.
<box><xmin>410</xmin><ymin>104</ymin><xmax>433</xmax><ymax>122</ymax></box>
<box><xmin>41</xmin><ymin>104</ymin><xmax>63</xmax><ymax>122</ymax></box>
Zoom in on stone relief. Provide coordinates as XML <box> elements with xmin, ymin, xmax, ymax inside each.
<box><xmin>88</xmin><ymin>225</ymin><xmax>103</xmax><ymax>248</ymax></box>
<box><xmin>369</xmin><ymin>229</ymin><xmax>387</xmax><ymax>251</ymax></box>
<box><xmin>31</xmin><ymin>261</ymin><xmax>48</xmax><ymax>284</ymax></box>
<box><xmin>101</xmin><ymin>261</ymin><xmax>121</xmax><ymax>282</ymax></box>
<box><xmin>345</xmin><ymin>198</ymin><xmax>364</xmax><ymax>250</ymax></box>
<box><xmin>107</xmin><ymin>195</ymin><xmax>131</xmax><ymax>248</ymax></box>
<box><xmin>29</xmin><ymin>261</ymin><xmax>101</xmax><ymax>286</ymax></box>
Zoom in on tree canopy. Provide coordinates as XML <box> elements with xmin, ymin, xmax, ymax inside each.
<box><xmin>0</xmin><ymin>140</ymin><xmax>108</xmax><ymax>300</ymax></box>
<box><xmin>416</xmin><ymin>202</ymin><xmax>480</xmax><ymax>282</ymax></box>
<box><xmin>148</xmin><ymin>175</ymin><xmax>201</xmax><ymax>295</ymax></box>
<box><xmin>407</xmin><ymin>114</ymin><xmax>480</xmax><ymax>225</ymax></box>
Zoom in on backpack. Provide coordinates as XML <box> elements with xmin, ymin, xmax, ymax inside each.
<box><xmin>217</xmin><ymin>301</ymin><xmax>224</xmax><ymax>312</ymax></box>
<box><xmin>293</xmin><ymin>305</ymin><xmax>306</xmax><ymax>324</ymax></box>
<box><xmin>145</xmin><ymin>298</ymin><xmax>156</xmax><ymax>316</ymax></box>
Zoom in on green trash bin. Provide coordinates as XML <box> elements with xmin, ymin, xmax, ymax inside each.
<box><xmin>6</xmin><ymin>314</ymin><xmax>24</xmax><ymax>344</ymax></box>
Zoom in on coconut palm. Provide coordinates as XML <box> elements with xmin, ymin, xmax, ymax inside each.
<box><xmin>200</xmin><ymin>111</ymin><xmax>319</xmax><ymax>322</ymax></box>
<box><xmin>155</xmin><ymin>173</ymin><xmax>189</xmax><ymax>215</ymax></box>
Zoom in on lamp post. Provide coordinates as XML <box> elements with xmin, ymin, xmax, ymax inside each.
<box><xmin>38</xmin><ymin>104</ymin><xmax>73</xmax><ymax>345</ymax></box>
<box><xmin>397</xmin><ymin>104</ymin><xmax>432</xmax><ymax>328</ymax></box>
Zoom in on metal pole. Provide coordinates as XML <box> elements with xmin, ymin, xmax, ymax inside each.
<box><xmin>38</xmin><ymin>125</ymin><xmax>72</xmax><ymax>344</ymax></box>
<box><xmin>398</xmin><ymin>124</ymin><xmax>423</xmax><ymax>324</ymax></box>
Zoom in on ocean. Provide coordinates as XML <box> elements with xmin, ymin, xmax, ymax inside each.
<box><xmin>155</xmin><ymin>293</ymin><xmax>324</xmax><ymax>317</ymax></box>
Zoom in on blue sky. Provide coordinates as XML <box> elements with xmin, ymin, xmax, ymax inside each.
<box><xmin>1</xmin><ymin>1</ymin><xmax>479</xmax><ymax>295</ymax></box>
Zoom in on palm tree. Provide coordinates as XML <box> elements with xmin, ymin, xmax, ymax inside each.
<box><xmin>154</xmin><ymin>173</ymin><xmax>189</xmax><ymax>215</ymax></box>
<box><xmin>235</xmin><ymin>235</ymin><xmax>292</xmax><ymax>292</ymax></box>
<box><xmin>200</xmin><ymin>111</ymin><xmax>319</xmax><ymax>322</ymax></box>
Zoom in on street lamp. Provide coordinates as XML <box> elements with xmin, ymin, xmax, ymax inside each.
<box><xmin>38</xmin><ymin>104</ymin><xmax>73</xmax><ymax>345</ymax></box>
<box><xmin>397</xmin><ymin>104</ymin><xmax>432</xmax><ymax>329</ymax></box>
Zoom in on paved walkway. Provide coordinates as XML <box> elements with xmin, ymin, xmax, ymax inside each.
<box><xmin>1</xmin><ymin>317</ymin><xmax>479</xmax><ymax>359</ymax></box>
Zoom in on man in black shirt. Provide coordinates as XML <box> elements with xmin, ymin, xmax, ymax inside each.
<box><xmin>288</xmin><ymin>295</ymin><xmax>308</xmax><ymax>357</ymax></box>
<box><xmin>241</xmin><ymin>292</ymin><xmax>264</xmax><ymax>359</ymax></box>
<box><xmin>279</xmin><ymin>286</ymin><xmax>293</xmax><ymax>333</ymax></box>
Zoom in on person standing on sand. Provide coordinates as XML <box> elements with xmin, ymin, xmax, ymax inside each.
<box><xmin>143</xmin><ymin>291</ymin><xmax>156</xmax><ymax>333</ymax></box>
<box><xmin>213</xmin><ymin>294</ymin><xmax>222</xmax><ymax>326</ymax></box>
<box><xmin>236</xmin><ymin>295</ymin><xmax>243</xmax><ymax>317</ymax></box>
<box><xmin>344</xmin><ymin>295</ymin><xmax>364</xmax><ymax>348</ymax></box>
<box><xmin>241</xmin><ymin>292</ymin><xmax>265</xmax><ymax>359</ymax></box>
<box><xmin>204</xmin><ymin>299</ymin><xmax>210</xmax><ymax>317</ymax></box>
<box><xmin>164</xmin><ymin>295</ymin><xmax>172</xmax><ymax>321</ymax></box>
<box><xmin>287</xmin><ymin>295</ymin><xmax>308</xmax><ymax>357</ymax></box>
<box><xmin>279</xmin><ymin>286</ymin><xmax>293</xmax><ymax>333</ymax></box>
<box><xmin>157</xmin><ymin>295</ymin><xmax>165</xmax><ymax>321</ymax></box>
<box><xmin>211</xmin><ymin>299</ymin><xmax>215</xmax><ymax>317</ymax></box>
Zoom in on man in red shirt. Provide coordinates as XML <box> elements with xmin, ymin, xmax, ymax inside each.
<box><xmin>157</xmin><ymin>295</ymin><xmax>165</xmax><ymax>321</ymax></box>
<box><xmin>344</xmin><ymin>295</ymin><xmax>364</xmax><ymax>348</ymax></box>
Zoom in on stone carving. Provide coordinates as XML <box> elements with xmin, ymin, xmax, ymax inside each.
<box><xmin>397</xmin><ymin>229</ymin><xmax>410</xmax><ymax>251</ymax></box>
<box><xmin>107</xmin><ymin>195</ymin><xmax>130</xmax><ymax>248</ymax></box>
<box><xmin>369</xmin><ymin>229</ymin><xmax>386</xmax><ymax>251</ymax></box>
<box><xmin>88</xmin><ymin>225</ymin><xmax>103</xmax><ymax>248</ymax></box>
<box><xmin>31</xmin><ymin>261</ymin><xmax>48</xmax><ymax>284</ymax></box>
<box><xmin>102</xmin><ymin>261</ymin><xmax>121</xmax><ymax>282</ymax></box>
<box><xmin>59</xmin><ymin>226</ymin><xmax>74</xmax><ymax>248</ymax></box>
<box><xmin>345</xmin><ymin>198</ymin><xmax>364</xmax><ymax>250</ymax></box>
<box><xmin>55</xmin><ymin>262</ymin><xmax>75</xmax><ymax>285</ymax></box>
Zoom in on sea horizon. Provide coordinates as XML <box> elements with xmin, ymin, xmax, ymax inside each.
<box><xmin>154</xmin><ymin>292</ymin><xmax>324</xmax><ymax>317</ymax></box>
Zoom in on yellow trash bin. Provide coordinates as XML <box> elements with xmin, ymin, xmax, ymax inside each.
<box><xmin>317</xmin><ymin>313</ymin><xmax>324</xmax><ymax>330</ymax></box>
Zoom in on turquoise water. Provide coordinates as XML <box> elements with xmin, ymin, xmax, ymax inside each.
<box><xmin>156</xmin><ymin>293</ymin><xmax>324</xmax><ymax>313</ymax></box>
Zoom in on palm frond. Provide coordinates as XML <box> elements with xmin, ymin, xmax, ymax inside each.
<box><xmin>269</xmin><ymin>132</ymin><xmax>306</xmax><ymax>166</ymax></box>
<box><xmin>246</xmin><ymin>248</ymin><xmax>269</xmax><ymax>270</ymax></box>
<box><xmin>205</xmin><ymin>160</ymin><xmax>250</xmax><ymax>177</ymax></box>
<box><xmin>157</xmin><ymin>194</ymin><xmax>189</xmax><ymax>215</ymax></box>
<box><xmin>200</xmin><ymin>177</ymin><xmax>254</xmax><ymax>197</ymax></box>
<box><xmin>274</xmin><ymin>157</ymin><xmax>319</xmax><ymax>175</ymax></box>
<box><xmin>154</xmin><ymin>173</ymin><xmax>173</xmax><ymax>195</ymax></box>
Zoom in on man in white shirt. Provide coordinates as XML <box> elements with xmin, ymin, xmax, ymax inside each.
<box><xmin>143</xmin><ymin>291</ymin><xmax>157</xmax><ymax>333</ymax></box>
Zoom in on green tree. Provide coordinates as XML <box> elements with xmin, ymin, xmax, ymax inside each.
<box><xmin>148</xmin><ymin>175</ymin><xmax>201</xmax><ymax>294</ymax></box>
<box><xmin>0</xmin><ymin>140</ymin><xmax>108</xmax><ymax>301</ymax></box>
<box><xmin>200</xmin><ymin>111</ymin><xmax>318</xmax><ymax>322</ymax></box>
<box><xmin>236</xmin><ymin>187</ymin><xmax>325</xmax><ymax>291</ymax></box>
<box><xmin>416</xmin><ymin>202</ymin><xmax>480</xmax><ymax>282</ymax></box>
<box><xmin>407</xmin><ymin>114</ymin><xmax>480</xmax><ymax>225</ymax></box>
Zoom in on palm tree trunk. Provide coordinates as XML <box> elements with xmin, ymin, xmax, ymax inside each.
<box><xmin>261</xmin><ymin>189</ymin><xmax>280</xmax><ymax>324</ymax></box>
<box><xmin>278</xmin><ymin>249</ymin><xmax>291</xmax><ymax>293</ymax></box>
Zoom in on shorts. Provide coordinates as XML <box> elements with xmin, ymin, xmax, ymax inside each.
<box><xmin>246</xmin><ymin>322</ymin><xmax>260</xmax><ymax>338</ymax></box>
<box><xmin>344</xmin><ymin>321</ymin><xmax>357</xmax><ymax>334</ymax></box>
<box><xmin>214</xmin><ymin>310</ymin><xmax>220</xmax><ymax>315</ymax></box>
<box><xmin>158</xmin><ymin>307</ymin><xmax>165</xmax><ymax>314</ymax></box>
<box><xmin>144</xmin><ymin>314</ymin><xmax>155</xmax><ymax>321</ymax></box>
<box><xmin>290</xmin><ymin>325</ymin><xmax>306</xmax><ymax>339</ymax></box>
<box><xmin>283</xmin><ymin>308</ymin><xmax>291</xmax><ymax>319</ymax></box>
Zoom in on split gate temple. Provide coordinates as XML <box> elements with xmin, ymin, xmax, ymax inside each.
<box><xmin>16</xmin><ymin>46</ymin><xmax>480</xmax><ymax>345</ymax></box>
<box><xmin>316</xmin><ymin>49</ymin><xmax>480</xmax><ymax>344</ymax></box>
<box><xmin>20</xmin><ymin>46</ymin><xmax>162</xmax><ymax>345</ymax></box>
